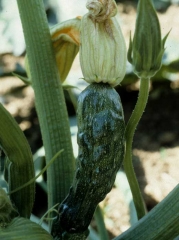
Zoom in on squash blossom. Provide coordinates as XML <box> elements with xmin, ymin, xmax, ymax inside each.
<box><xmin>128</xmin><ymin>0</ymin><xmax>169</xmax><ymax>79</ymax></box>
<box><xmin>79</xmin><ymin>0</ymin><xmax>127</xmax><ymax>87</ymax></box>
<box><xmin>25</xmin><ymin>1</ymin><xmax>126</xmax><ymax>87</ymax></box>
<box><xmin>25</xmin><ymin>18</ymin><xmax>81</xmax><ymax>84</ymax></box>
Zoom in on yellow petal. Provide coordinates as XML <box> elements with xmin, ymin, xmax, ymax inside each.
<box><xmin>25</xmin><ymin>17</ymin><xmax>81</xmax><ymax>84</ymax></box>
<box><xmin>50</xmin><ymin>17</ymin><xmax>81</xmax><ymax>82</ymax></box>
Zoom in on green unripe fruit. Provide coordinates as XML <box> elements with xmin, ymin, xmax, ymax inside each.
<box><xmin>56</xmin><ymin>83</ymin><xmax>125</xmax><ymax>234</ymax></box>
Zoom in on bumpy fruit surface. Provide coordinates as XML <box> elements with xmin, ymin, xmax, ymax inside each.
<box><xmin>57</xmin><ymin>83</ymin><xmax>125</xmax><ymax>233</ymax></box>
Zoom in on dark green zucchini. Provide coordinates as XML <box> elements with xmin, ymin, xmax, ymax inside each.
<box><xmin>53</xmin><ymin>83</ymin><xmax>125</xmax><ymax>235</ymax></box>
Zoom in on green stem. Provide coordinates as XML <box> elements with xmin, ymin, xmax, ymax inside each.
<box><xmin>94</xmin><ymin>205</ymin><xmax>109</xmax><ymax>240</ymax></box>
<box><xmin>123</xmin><ymin>78</ymin><xmax>150</xmax><ymax>219</ymax></box>
<box><xmin>16</xmin><ymin>0</ymin><xmax>75</xmax><ymax>220</ymax></box>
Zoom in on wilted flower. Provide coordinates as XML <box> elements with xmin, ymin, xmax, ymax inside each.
<box><xmin>25</xmin><ymin>18</ymin><xmax>81</xmax><ymax>84</ymax></box>
<box><xmin>80</xmin><ymin>0</ymin><xmax>127</xmax><ymax>87</ymax></box>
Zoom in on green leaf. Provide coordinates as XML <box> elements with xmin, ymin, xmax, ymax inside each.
<box><xmin>0</xmin><ymin>103</ymin><xmax>35</xmax><ymax>218</ymax></box>
<box><xmin>12</xmin><ymin>72</ymin><xmax>31</xmax><ymax>85</ymax></box>
<box><xmin>0</xmin><ymin>217</ymin><xmax>53</xmax><ymax>240</ymax></box>
<box><xmin>114</xmin><ymin>185</ymin><xmax>179</xmax><ymax>240</ymax></box>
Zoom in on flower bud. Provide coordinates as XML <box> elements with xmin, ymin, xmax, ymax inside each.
<box><xmin>80</xmin><ymin>0</ymin><xmax>126</xmax><ymax>87</ymax></box>
<box><xmin>128</xmin><ymin>0</ymin><xmax>169</xmax><ymax>79</ymax></box>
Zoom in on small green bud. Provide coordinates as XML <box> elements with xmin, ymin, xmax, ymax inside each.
<box><xmin>128</xmin><ymin>0</ymin><xmax>169</xmax><ymax>79</ymax></box>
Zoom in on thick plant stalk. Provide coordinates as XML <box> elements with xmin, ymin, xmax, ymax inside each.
<box><xmin>114</xmin><ymin>184</ymin><xmax>179</xmax><ymax>240</ymax></box>
<box><xmin>123</xmin><ymin>78</ymin><xmax>150</xmax><ymax>219</ymax></box>
<box><xmin>16</xmin><ymin>0</ymin><xmax>75</xmax><ymax>218</ymax></box>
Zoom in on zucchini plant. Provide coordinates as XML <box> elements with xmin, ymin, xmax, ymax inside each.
<box><xmin>1</xmin><ymin>0</ymin><xmax>179</xmax><ymax>240</ymax></box>
<box><xmin>52</xmin><ymin>83</ymin><xmax>125</xmax><ymax>237</ymax></box>
<box><xmin>52</xmin><ymin>1</ymin><xmax>126</xmax><ymax>238</ymax></box>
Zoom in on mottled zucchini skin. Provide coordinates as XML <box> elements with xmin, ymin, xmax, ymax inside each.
<box><xmin>58</xmin><ymin>83</ymin><xmax>125</xmax><ymax>234</ymax></box>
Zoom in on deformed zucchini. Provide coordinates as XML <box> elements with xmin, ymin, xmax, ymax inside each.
<box><xmin>55</xmin><ymin>83</ymin><xmax>125</xmax><ymax>234</ymax></box>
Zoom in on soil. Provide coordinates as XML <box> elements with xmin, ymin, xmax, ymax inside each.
<box><xmin>0</xmin><ymin>3</ymin><xmax>179</xmax><ymax>239</ymax></box>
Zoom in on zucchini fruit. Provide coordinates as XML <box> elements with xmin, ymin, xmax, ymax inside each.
<box><xmin>53</xmin><ymin>83</ymin><xmax>125</xmax><ymax>236</ymax></box>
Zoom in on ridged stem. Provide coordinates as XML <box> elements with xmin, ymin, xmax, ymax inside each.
<box><xmin>123</xmin><ymin>78</ymin><xmax>150</xmax><ymax>219</ymax></box>
<box><xmin>16</xmin><ymin>0</ymin><xmax>75</xmax><ymax>221</ymax></box>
